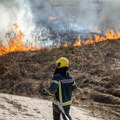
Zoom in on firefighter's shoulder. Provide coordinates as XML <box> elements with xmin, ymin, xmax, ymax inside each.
<box><xmin>53</xmin><ymin>73</ymin><xmax>62</xmax><ymax>80</ymax></box>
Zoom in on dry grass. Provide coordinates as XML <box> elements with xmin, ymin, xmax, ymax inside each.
<box><xmin>0</xmin><ymin>40</ymin><xmax>120</xmax><ymax>119</ymax></box>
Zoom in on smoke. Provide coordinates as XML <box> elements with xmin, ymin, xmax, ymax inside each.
<box><xmin>77</xmin><ymin>0</ymin><xmax>120</xmax><ymax>31</ymax></box>
<box><xmin>0</xmin><ymin>0</ymin><xmax>35</xmax><ymax>44</ymax></box>
<box><xmin>0</xmin><ymin>0</ymin><xmax>120</xmax><ymax>44</ymax></box>
<box><xmin>29</xmin><ymin>0</ymin><xmax>83</xmax><ymax>32</ymax></box>
<box><xmin>98</xmin><ymin>0</ymin><xmax>120</xmax><ymax>31</ymax></box>
<box><xmin>29</xmin><ymin>0</ymin><xmax>120</xmax><ymax>33</ymax></box>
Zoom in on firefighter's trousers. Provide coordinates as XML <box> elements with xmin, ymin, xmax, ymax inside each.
<box><xmin>53</xmin><ymin>104</ymin><xmax>72</xmax><ymax>120</ymax></box>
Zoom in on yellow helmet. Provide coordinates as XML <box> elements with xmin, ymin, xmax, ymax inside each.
<box><xmin>56</xmin><ymin>57</ymin><xmax>69</xmax><ymax>68</ymax></box>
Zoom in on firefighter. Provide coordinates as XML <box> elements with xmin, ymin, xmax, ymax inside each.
<box><xmin>49</xmin><ymin>57</ymin><xmax>77</xmax><ymax>120</ymax></box>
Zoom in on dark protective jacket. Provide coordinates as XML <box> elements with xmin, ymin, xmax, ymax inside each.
<box><xmin>49</xmin><ymin>67</ymin><xmax>76</xmax><ymax>106</ymax></box>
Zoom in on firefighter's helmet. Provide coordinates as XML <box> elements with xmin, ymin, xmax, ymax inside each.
<box><xmin>56</xmin><ymin>57</ymin><xmax>69</xmax><ymax>68</ymax></box>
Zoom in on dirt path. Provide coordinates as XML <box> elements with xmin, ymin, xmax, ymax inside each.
<box><xmin>0</xmin><ymin>93</ymin><xmax>103</xmax><ymax>120</ymax></box>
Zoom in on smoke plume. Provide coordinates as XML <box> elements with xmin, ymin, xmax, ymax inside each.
<box><xmin>0</xmin><ymin>0</ymin><xmax>120</xmax><ymax>44</ymax></box>
<box><xmin>0</xmin><ymin>0</ymin><xmax>35</xmax><ymax>44</ymax></box>
<box><xmin>29</xmin><ymin>0</ymin><xmax>120</xmax><ymax>32</ymax></box>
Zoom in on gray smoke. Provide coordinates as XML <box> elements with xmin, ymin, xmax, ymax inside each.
<box><xmin>0</xmin><ymin>0</ymin><xmax>35</xmax><ymax>44</ymax></box>
<box><xmin>29</xmin><ymin>0</ymin><xmax>84</xmax><ymax>32</ymax></box>
<box><xmin>98</xmin><ymin>0</ymin><xmax>120</xmax><ymax>31</ymax></box>
<box><xmin>0</xmin><ymin>0</ymin><xmax>120</xmax><ymax>45</ymax></box>
<box><xmin>29</xmin><ymin>0</ymin><xmax>120</xmax><ymax>32</ymax></box>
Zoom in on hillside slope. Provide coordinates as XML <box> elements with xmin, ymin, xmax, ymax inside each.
<box><xmin>0</xmin><ymin>40</ymin><xmax>120</xmax><ymax>120</ymax></box>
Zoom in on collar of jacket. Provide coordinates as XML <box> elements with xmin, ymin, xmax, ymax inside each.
<box><xmin>54</xmin><ymin>67</ymin><xmax>68</xmax><ymax>76</ymax></box>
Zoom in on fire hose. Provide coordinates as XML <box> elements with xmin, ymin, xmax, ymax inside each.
<box><xmin>55</xmin><ymin>98</ymin><xmax>70</xmax><ymax>120</ymax></box>
<box><xmin>41</xmin><ymin>88</ymin><xmax>70</xmax><ymax>120</ymax></box>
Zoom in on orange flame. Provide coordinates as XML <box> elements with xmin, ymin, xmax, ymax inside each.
<box><xmin>48</xmin><ymin>16</ymin><xmax>57</xmax><ymax>21</ymax></box>
<box><xmin>84</xmin><ymin>35</ymin><xmax>94</xmax><ymax>45</ymax></box>
<box><xmin>62</xmin><ymin>35</ymin><xmax>82</xmax><ymax>48</ymax></box>
<box><xmin>84</xmin><ymin>30</ymin><xmax>120</xmax><ymax>46</ymax></box>
<box><xmin>0</xmin><ymin>23</ymin><xmax>40</xmax><ymax>56</ymax></box>
<box><xmin>62</xmin><ymin>43</ymin><xmax>68</xmax><ymax>48</ymax></box>
<box><xmin>62</xmin><ymin>29</ymin><xmax>120</xmax><ymax>47</ymax></box>
<box><xmin>1</xmin><ymin>26</ymin><xmax>120</xmax><ymax>56</ymax></box>
<box><xmin>73</xmin><ymin>35</ymin><xmax>82</xmax><ymax>47</ymax></box>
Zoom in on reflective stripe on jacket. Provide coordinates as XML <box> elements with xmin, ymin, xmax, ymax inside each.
<box><xmin>49</xmin><ymin>72</ymin><xmax>76</xmax><ymax>106</ymax></box>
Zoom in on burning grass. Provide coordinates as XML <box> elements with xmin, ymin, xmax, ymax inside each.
<box><xmin>1</xmin><ymin>23</ymin><xmax>120</xmax><ymax>56</ymax></box>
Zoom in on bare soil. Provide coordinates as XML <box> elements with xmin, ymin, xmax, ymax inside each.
<box><xmin>0</xmin><ymin>93</ymin><xmax>103</xmax><ymax>120</ymax></box>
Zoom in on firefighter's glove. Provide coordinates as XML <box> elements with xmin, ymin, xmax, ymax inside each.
<box><xmin>41</xmin><ymin>88</ymin><xmax>50</xmax><ymax>96</ymax></box>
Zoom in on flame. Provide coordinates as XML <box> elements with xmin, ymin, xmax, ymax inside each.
<box><xmin>48</xmin><ymin>16</ymin><xmax>57</xmax><ymax>21</ymax></box>
<box><xmin>0</xmin><ymin>23</ymin><xmax>40</xmax><ymax>56</ymax></box>
<box><xmin>73</xmin><ymin>35</ymin><xmax>82</xmax><ymax>47</ymax></box>
<box><xmin>62</xmin><ymin>29</ymin><xmax>120</xmax><ymax>47</ymax></box>
<box><xmin>62</xmin><ymin>43</ymin><xmax>68</xmax><ymax>48</ymax></box>
<box><xmin>84</xmin><ymin>29</ymin><xmax>120</xmax><ymax>46</ymax></box>
<box><xmin>84</xmin><ymin>35</ymin><xmax>94</xmax><ymax>45</ymax></box>
<box><xmin>1</xmin><ymin>25</ymin><xmax>120</xmax><ymax>56</ymax></box>
<box><xmin>62</xmin><ymin>35</ymin><xmax>82</xmax><ymax>48</ymax></box>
